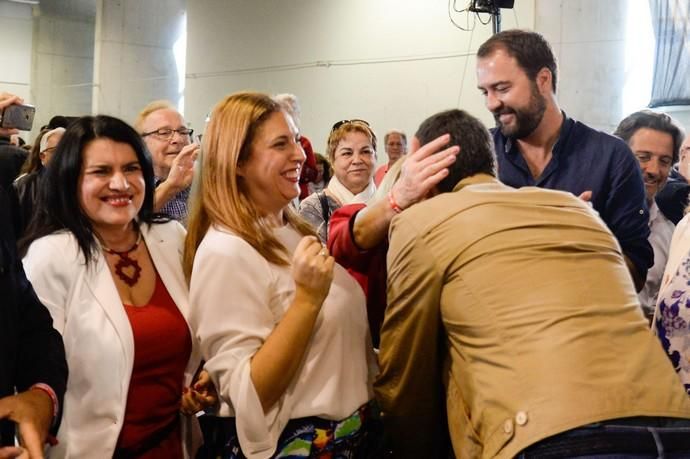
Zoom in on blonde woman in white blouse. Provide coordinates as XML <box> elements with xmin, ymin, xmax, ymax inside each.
<box><xmin>183</xmin><ymin>92</ymin><xmax>378</xmax><ymax>459</ymax></box>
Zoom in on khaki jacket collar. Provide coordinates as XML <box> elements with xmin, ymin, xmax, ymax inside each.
<box><xmin>451</xmin><ymin>173</ymin><xmax>500</xmax><ymax>193</ymax></box>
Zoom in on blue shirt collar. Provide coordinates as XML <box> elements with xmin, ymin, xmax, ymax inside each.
<box><xmin>503</xmin><ymin>111</ymin><xmax>573</xmax><ymax>158</ymax></box>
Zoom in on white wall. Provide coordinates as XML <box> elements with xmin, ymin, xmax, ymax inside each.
<box><xmin>536</xmin><ymin>0</ymin><xmax>641</xmax><ymax>133</ymax></box>
<box><xmin>31</xmin><ymin>3</ymin><xmax>95</xmax><ymax>136</ymax></box>
<box><xmin>186</xmin><ymin>0</ymin><xmax>535</xmax><ymax>162</ymax></box>
<box><xmin>93</xmin><ymin>0</ymin><xmax>186</xmax><ymax>125</ymax></box>
<box><xmin>186</xmin><ymin>0</ymin><xmax>690</xmax><ymax>154</ymax></box>
<box><xmin>0</xmin><ymin>1</ymin><xmax>33</xmax><ymax>139</ymax></box>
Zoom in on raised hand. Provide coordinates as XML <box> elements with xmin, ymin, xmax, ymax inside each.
<box><xmin>0</xmin><ymin>93</ymin><xmax>23</xmax><ymax>138</ymax></box>
<box><xmin>0</xmin><ymin>389</ymin><xmax>53</xmax><ymax>459</ymax></box>
<box><xmin>291</xmin><ymin>236</ymin><xmax>334</xmax><ymax>308</ymax></box>
<box><xmin>391</xmin><ymin>134</ymin><xmax>459</xmax><ymax>210</ymax></box>
<box><xmin>181</xmin><ymin>370</ymin><xmax>218</xmax><ymax>415</ymax></box>
<box><xmin>165</xmin><ymin>142</ymin><xmax>199</xmax><ymax>192</ymax></box>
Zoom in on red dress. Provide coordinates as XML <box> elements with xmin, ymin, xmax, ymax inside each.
<box><xmin>116</xmin><ymin>276</ymin><xmax>192</xmax><ymax>458</ymax></box>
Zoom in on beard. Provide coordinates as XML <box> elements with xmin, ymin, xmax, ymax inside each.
<box><xmin>493</xmin><ymin>83</ymin><xmax>547</xmax><ymax>139</ymax></box>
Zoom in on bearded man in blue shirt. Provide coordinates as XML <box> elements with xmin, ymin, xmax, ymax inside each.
<box><xmin>476</xmin><ymin>29</ymin><xmax>652</xmax><ymax>291</ymax></box>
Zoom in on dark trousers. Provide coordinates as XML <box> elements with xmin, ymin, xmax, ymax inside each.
<box><xmin>516</xmin><ymin>417</ymin><xmax>690</xmax><ymax>459</ymax></box>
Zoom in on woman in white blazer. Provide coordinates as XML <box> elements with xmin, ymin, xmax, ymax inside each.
<box><xmin>20</xmin><ymin>115</ymin><xmax>213</xmax><ymax>458</ymax></box>
<box><xmin>655</xmin><ymin>210</ymin><xmax>690</xmax><ymax>396</ymax></box>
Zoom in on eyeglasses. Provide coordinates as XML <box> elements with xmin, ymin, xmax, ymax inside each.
<box><xmin>331</xmin><ymin>119</ymin><xmax>370</xmax><ymax>132</ymax></box>
<box><xmin>142</xmin><ymin>127</ymin><xmax>194</xmax><ymax>141</ymax></box>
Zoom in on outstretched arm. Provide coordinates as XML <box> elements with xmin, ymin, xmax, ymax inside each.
<box><xmin>352</xmin><ymin>134</ymin><xmax>458</xmax><ymax>250</ymax></box>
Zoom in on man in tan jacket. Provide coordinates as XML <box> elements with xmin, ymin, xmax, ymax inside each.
<box><xmin>375</xmin><ymin>108</ymin><xmax>690</xmax><ymax>459</ymax></box>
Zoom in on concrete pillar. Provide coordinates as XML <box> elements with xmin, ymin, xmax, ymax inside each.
<box><xmin>30</xmin><ymin>0</ymin><xmax>95</xmax><ymax>135</ymax></box>
<box><xmin>93</xmin><ymin>0</ymin><xmax>186</xmax><ymax>125</ymax></box>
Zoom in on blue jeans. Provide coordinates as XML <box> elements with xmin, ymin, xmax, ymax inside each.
<box><xmin>515</xmin><ymin>417</ymin><xmax>690</xmax><ymax>459</ymax></box>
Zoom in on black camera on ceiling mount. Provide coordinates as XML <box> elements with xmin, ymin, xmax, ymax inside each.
<box><xmin>468</xmin><ymin>0</ymin><xmax>515</xmax><ymax>15</ymax></box>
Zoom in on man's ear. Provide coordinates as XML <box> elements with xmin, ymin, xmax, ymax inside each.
<box><xmin>409</xmin><ymin>136</ymin><xmax>421</xmax><ymax>154</ymax></box>
<box><xmin>536</xmin><ymin>67</ymin><xmax>552</xmax><ymax>93</ymax></box>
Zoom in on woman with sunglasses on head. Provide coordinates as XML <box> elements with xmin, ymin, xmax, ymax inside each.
<box><xmin>299</xmin><ymin>119</ymin><xmax>377</xmax><ymax>242</ymax></box>
<box><xmin>19</xmin><ymin>115</ymin><xmax>214</xmax><ymax>458</ymax></box>
<box><xmin>184</xmin><ymin>92</ymin><xmax>378</xmax><ymax>458</ymax></box>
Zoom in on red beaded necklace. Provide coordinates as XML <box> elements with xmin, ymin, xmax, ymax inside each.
<box><xmin>102</xmin><ymin>231</ymin><xmax>143</xmax><ymax>287</ymax></box>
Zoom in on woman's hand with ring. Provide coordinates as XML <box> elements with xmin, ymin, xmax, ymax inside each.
<box><xmin>292</xmin><ymin>236</ymin><xmax>334</xmax><ymax>308</ymax></box>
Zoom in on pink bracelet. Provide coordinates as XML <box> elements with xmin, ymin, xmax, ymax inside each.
<box><xmin>388</xmin><ymin>191</ymin><xmax>403</xmax><ymax>214</ymax></box>
<box><xmin>30</xmin><ymin>383</ymin><xmax>58</xmax><ymax>420</ymax></box>
<box><xmin>29</xmin><ymin>383</ymin><xmax>59</xmax><ymax>446</ymax></box>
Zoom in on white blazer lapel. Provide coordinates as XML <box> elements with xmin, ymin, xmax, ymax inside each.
<box><xmin>142</xmin><ymin>222</ymin><xmax>201</xmax><ymax>385</ymax></box>
<box><xmin>143</xmin><ymin>223</ymin><xmax>190</xmax><ymax>317</ymax></box>
<box><xmin>84</xmin><ymin>254</ymin><xmax>135</xmax><ymax>369</ymax></box>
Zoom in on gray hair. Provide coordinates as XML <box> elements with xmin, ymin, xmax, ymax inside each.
<box><xmin>274</xmin><ymin>93</ymin><xmax>301</xmax><ymax>127</ymax></box>
<box><xmin>40</xmin><ymin>127</ymin><xmax>65</xmax><ymax>152</ymax></box>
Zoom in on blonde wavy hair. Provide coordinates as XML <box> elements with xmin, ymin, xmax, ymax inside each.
<box><xmin>183</xmin><ymin>92</ymin><xmax>316</xmax><ymax>280</ymax></box>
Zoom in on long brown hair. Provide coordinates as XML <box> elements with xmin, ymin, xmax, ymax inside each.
<box><xmin>21</xmin><ymin>129</ymin><xmax>49</xmax><ymax>175</ymax></box>
<box><xmin>183</xmin><ymin>92</ymin><xmax>315</xmax><ymax>280</ymax></box>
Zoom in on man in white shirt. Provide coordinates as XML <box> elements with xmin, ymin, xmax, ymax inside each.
<box><xmin>614</xmin><ymin>110</ymin><xmax>685</xmax><ymax>321</ymax></box>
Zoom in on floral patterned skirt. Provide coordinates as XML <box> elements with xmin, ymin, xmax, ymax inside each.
<box><xmin>207</xmin><ymin>402</ymin><xmax>385</xmax><ymax>459</ymax></box>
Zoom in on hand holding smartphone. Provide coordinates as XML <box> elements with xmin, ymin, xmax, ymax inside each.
<box><xmin>0</xmin><ymin>104</ymin><xmax>35</xmax><ymax>131</ymax></box>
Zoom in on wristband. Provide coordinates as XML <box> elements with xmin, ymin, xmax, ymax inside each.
<box><xmin>30</xmin><ymin>383</ymin><xmax>60</xmax><ymax>445</ymax></box>
<box><xmin>388</xmin><ymin>191</ymin><xmax>403</xmax><ymax>214</ymax></box>
<box><xmin>30</xmin><ymin>383</ymin><xmax>58</xmax><ymax>421</ymax></box>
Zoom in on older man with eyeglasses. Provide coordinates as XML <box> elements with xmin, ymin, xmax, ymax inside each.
<box><xmin>135</xmin><ymin>100</ymin><xmax>199</xmax><ymax>224</ymax></box>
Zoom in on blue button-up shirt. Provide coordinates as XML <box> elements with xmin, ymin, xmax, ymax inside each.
<box><xmin>154</xmin><ymin>177</ymin><xmax>190</xmax><ymax>226</ymax></box>
<box><xmin>493</xmin><ymin>114</ymin><xmax>653</xmax><ymax>280</ymax></box>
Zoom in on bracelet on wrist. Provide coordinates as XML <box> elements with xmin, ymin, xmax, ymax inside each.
<box><xmin>388</xmin><ymin>191</ymin><xmax>403</xmax><ymax>214</ymax></box>
<box><xmin>30</xmin><ymin>383</ymin><xmax>58</xmax><ymax>426</ymax></box>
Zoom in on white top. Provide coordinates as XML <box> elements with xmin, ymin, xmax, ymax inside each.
<box><xmin>22</xmin><ymin>221</ymin><xmax>202</xmax><ymax>458</ymax></box>
<box><xmin>189</xmin><ymin>224</ymin><xmax>375</xmax><ymax>459</ymax></box>
<box><xmin>639</xmin><ymin>202</ymin><xmax>675</xmax><ymax>321</ymax></box>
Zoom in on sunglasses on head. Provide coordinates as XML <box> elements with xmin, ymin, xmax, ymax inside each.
<box><xmin>331</xmin><ymin>119</ymin><xmax>370</xmax><ymax>131</ymax></box>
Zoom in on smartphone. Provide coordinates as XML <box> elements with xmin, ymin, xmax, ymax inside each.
<box><xmin>0</xmin><ymin>104</ymin><xmax>35</xmax><ymax>131</ymax></box>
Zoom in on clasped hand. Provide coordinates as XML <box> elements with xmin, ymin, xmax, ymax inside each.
<box><xmin>181</xmin><ymin>370</ymin><xmax>218</xmax><ymax>415</ymax></box>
